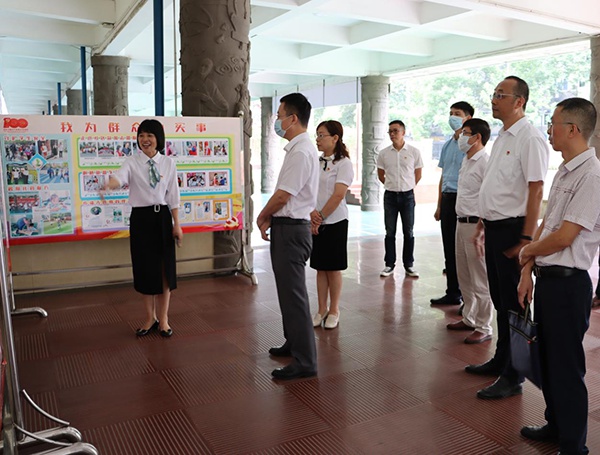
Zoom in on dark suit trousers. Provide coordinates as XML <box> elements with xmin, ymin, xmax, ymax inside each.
<box><xmin>535</xmin><ymin>271</ymin><xmax>591</xmax><ymax>455</ymax></box>
<box><xmin>270</xmin><ymin>221</ymin><xmax>317</xmax><ymax>370</ymax></box>
<box><xmin>440</xmin><ymin>192</ymin><xmax>460</xmax><ymax>298</ymax></box>
<box><xmin>483</xmin><ymin>220</ymin><xmax>524</xmax><ymax>384</ymax></box>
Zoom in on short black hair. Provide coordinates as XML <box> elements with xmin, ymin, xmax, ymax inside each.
<box><xmin>505</xmin><ymin>75</ymin><xmax>529</xmax><ymax>111</ymax></box>
<box><xmin>556</xmin><ymin>97</ymin><xmax>598</xmax><ymax>141</ymax></box>
<box><xmin>389</xmin><ymin>120</ymin><xmax>406</xmax><ymax>130</ymax></box>
<box><xmin>450</xmin><ymin>101</ymin><xmax>474</xmax><ymax>117</ymax></box>
<box><xmin>280</xmin><ymin>93</ymin><xmax>311</xmax><ymax>127</ymax></box>
<box><xmin>462</xmin><ymin>118</ymin><xmax>491</xmax><ymax>146</ymax></box>
<box><xmin>137</xmin><ymin>119</ymin><xmax>166</xmax><ymax>153</ymax></box>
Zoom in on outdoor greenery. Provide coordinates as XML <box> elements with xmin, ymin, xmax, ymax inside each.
<box><xmin>390</xmin><ymin>50</ymin><xmax>592</xmax><ymax>140</ymax></box>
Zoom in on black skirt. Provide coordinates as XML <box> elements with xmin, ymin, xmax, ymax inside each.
<box><xmin>310</xmin><ymin>219</ymin><xmax>349</xmax><ymax>271</ymax></box>
<box><xmin>129</xmin><ymin>205</ymin><xmax>177</xmax><ymax>295</ymax></box>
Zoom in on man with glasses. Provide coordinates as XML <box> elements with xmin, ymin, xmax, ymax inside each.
<box><xmin>431</xmin><ymin>101</ymin><xmax>474</xmax><ymax>308</ymax></box>
<box><xmin>465</xmin><ymin>76</ymin><xmax>550</xmax><ymax>400</ymax></box>
<box><xmin>377</xmin><ymin>120</ymin><xmax>423</xmax><ymax>278</ymax></box>
<box><xmin>517</xmin><ymin>97</ymin><xmax>599</xmax><ymax>455</ymax></box>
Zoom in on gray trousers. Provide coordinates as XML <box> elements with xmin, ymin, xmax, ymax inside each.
<box><xmin>270</xmin><ymin>219</ymin><xmax>317</xmax><ymax>370</ymax></box>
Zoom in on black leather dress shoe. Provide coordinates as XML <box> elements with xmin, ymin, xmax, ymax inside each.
<box><xmin>520</xmin><ymin>424</ymin><xmax>558</xmax><ymax>442</ymax></box>
<box><xmin>477</xmin><ymin>376</ymin><xmax>523</xmax><ymax>399</ymax></box>
<box><xmin>136</xmin><ymin>320</ymin><xmax>159</xmax><ymax>337</ymax></box>
<box><xmin>268</xmin><ymin>345</ymin><xmax>291</xmax><ymax>357</ymax></box>
<box><xmin>159</xmin><ymin>328</ymin><xmax>173</xmax><ymax>338</ymax></box>
<box><xmin>464</xmin><ymin>359</ymin><xmax>502</xmax><ymax>376</ymax></box>
<box><xmin>430</xmin><ymin>295</ymin><xmax>463</xmax><ymax>306</ymax></box>
<box><xmin>271</xmin><ymin>364</ymin><xmax>316</xmax><ymax>380</ymax></box>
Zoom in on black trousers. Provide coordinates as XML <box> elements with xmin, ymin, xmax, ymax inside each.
<box><xmin>483</xmin><ymin>219</ymin><xmax>524</xmax><ymax>384</ymax></box>
<box><xmin>535</xmin><ymin>271</ymin><xmax>591</xmax><ymax>455</ymax></box>
<box><xmin>440</xmin><ymin>192</ymin><xmax>460</xmax><ymax>298</ymax></box>
<box><xmin>270</xmin><ymin>219</ymin><xmax>317</xmax><ymax>370</ymax></box>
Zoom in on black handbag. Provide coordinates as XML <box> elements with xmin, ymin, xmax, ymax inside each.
<box><xmin>508</xmin><ymin>302</ymin><xmax>542</xmax><ymax>388</ymax></box>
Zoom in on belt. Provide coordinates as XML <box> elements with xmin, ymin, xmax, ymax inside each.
<box><xmin>482</xmin><ymin>217</ymin><xmax>524</xmax><ymax>229</ymax></box>
<box><xmin>271</xmin><ymin>217</ymin><xmax>310</xmax><ymax>226</ymax></box>
<box><xmin>457</xmin><ymin>216</ymin><xmax>479</xmax><ymax>224</ymax></box>
<box><xmin>133</xmin><ymin>204</ymin><xmax>167</xmax><ymax>213</ymax></box>
<box><xmin>532</xmin><ymin>265</ymin><xmax>582</xmax><ymax>278</ymax></box>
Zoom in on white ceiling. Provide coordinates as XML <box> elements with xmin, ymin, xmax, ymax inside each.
<box><xmin>1</xmin><ymin>0</ymin><xmax>599</xmax><ymax>115</ymax></box>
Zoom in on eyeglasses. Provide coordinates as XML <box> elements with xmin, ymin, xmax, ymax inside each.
<box><xmin>490</xmin><ymin>93</ymin><xmax>521</xmax><ymax>101</ymax></box>
<box><xmin>547</xmin><ymin>121</ymin><xmax>580</xmax><ymax>131</ymax></box>
<box><xmin>388</xmin><ymin>129</ymin><xmax>403</xmax><ymax>135</ymax></box>
<box><xmin>460</xmin><ymin>131</ymin><xmax>473</xmax><ymax>136</ymax></box>
<box><xmin>315</xmin><ymin>134</ymin><xmax>331</xmax><ymax>139</ymax></box>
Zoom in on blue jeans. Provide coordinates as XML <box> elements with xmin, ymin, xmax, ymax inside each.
<box><xmin>383</xmin><ymin>190</ymin><xmax>415</xmax><ymax>269</ymax></box>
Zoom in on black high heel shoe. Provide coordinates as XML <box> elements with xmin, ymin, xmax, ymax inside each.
<box><xmin>136</xmin><ymin>320</ymin><xmax>159</xmax><ymax>337</ymax></box>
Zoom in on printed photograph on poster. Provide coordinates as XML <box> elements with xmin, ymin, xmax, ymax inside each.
<box><xmin>40</xmin><ymin>190</ymin><xmax>71</xmax><ymax>212</ymax></box>
<box><xmin>115</xmin><ymin>140</ymin><xmax>134</xmax><ymax>157</ymax></box>
<box><xmin>213</xmin><ymin>199</ymin><xmax>229</xmax><ymax>221</ymax></box>
<box><xmin>9</xmin><ymin>214</ymin><xmax>38</xmax><ymax>237</ymax></box>
<box><xmin>6</xmin><ymin>164</ymin><xmax>36</xmax><ymax>185</ymax></box>
<box><xmin>165</xmin><ymin>140</ymin><xmax>182</xmax><ymax>157</ymax></box>
<box><xmin>38</xmin><ymin>212</ymin><xmax>74</xmax><ymax>235</ymax></box>
<box><xmin>40</xmin><ymin>163</ymin><xmax>70</xmax><ymax>184</ymax></box>
<box><xmin>79</xmin><ymin>140</ymin><xmax>97</xmax><ymax>157</ymax></box>
<box><xmin>209</xmin><ymin>171</ymin><xmax>230</xmax><ymax>190</ymax></box>
<box><xmin>83</xmin><ymin>174</ymin><xmax>105</xmax><ymax>193</ymax></box>
<box><xmin>186</xmin><ymin>171</ymin><xmax>206</xmax><ymax>188</ymax></box>
<box><xmin>177</xmin><ymin>172</ymin><xmax>185</xmax><ymax>188</ymax></box>
<box><xmin>98</xmin><ymin>141</ymin><xmax>115</xmax><ymax>158</ymax></box>
<box><xmin>9</xmin><ymin>192</ymin><xmax>39</xmax><ymax>213</ymax></box>
<box><xmin>196</xmin><ymin>200</ymin><xmax>213</xmax><ymax>222</ymax></box>
<box><xmin>184</xmin><ymin>141</ymin><xmax>198</xmax><ymax>156</ymax></box>
<box><xmin>37</xmin><ymin>139</ymin><xmax>68</xmax><ymax>160</ymax></box>
<box><xmin>179</xmin><ymin>201</ymin><xmax>194</xmax><ymax>223</ymax></box>
<box><xmin>81</xmin><ymin>202</ymin><xmax>132</xmax><ymax>231</ymax></box>
<box><xmin>4</xmin><ymin>139</ymin><xmax>36</xmax><ymax>162</ymax></box>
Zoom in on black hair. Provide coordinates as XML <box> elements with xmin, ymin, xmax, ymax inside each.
<box><xmin>505</xmin><ymin>76</ymin><xmax>529</xmax><ymax>111</ymax></box>
<box><xmin>137</xmin><ymin>119</ymin><xmax>166</xmax><ymax>153</ymax></box>
<box><xmin>389</xmin><ymin>120</ymin><xmax>406</xmax><ymax>130</ymax></box>
<box><xmin>280</xmin><ymin>93</ymin><xmax>312</xmax><ymax>127</ymax></box>
<box><xmin>451</xmin><ymin>101</ymin><xmax>475</xmax><ymax>117</ymax></box>
<box><xmin>556</xmin><ymin>97</ymin><xmax>598</xmax><ymax>141</ymax></box>
<box><xmin>317</xmin><ymin>120</ymin><xmax>351</xmax><ymax>162</ymax></box>
<box><xmin>462</xmin><ymin>118</ymin><xmax>491</xmax><ymax>146</ymax></box>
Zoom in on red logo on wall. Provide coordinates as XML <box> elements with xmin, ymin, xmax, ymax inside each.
<box><xmin>3</xmin><ymin>118</ymin><xmax>29</xmax><ymax>129</ymax></box>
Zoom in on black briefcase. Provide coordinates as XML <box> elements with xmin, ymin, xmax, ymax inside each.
<box><xmin>508</xmin><ymin>302</ymin><xmax>542</xmax><ymax>388</ymax></box>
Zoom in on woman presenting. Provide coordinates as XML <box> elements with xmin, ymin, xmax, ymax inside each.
<box><xmin>102</xmin><ymin>119</ymin><xmax>182</xmax><ymax>337</ymax></box>
<box><xmin>310</xmin><ymin>120</ymin><xmax>354</xmax><ymax>329</ymax></box>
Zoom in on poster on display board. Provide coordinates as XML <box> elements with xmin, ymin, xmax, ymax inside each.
<box><xmin>0</xmin><ymin>115</ymin><xmax>244</xmax><ymax>245</ymax></box>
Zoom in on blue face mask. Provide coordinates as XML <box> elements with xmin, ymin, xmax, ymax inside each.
<box><xmin>274</xmin><ymin>115</ymin><xmax>291</xmax><ymax>138</ymax></box>
<box><xmin>448</xmin><ymin>115</ymin><xmax>463</xmax><ymax>132</ymax></box>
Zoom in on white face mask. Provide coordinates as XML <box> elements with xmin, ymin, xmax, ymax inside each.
<box><xmin>457</xmin><ymin>134</ymin><xmax>473</xmax><ymax>153</ymax></box>
<box><xmin>448</xmin><ymin>115</ymin><xmax>464</xmax><ymax>131</ymax></box>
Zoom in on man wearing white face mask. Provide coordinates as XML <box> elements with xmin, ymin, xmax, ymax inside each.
<box><xmin>257</xmin><ymin>92</ymin><xmax>320</xmax><ymax>380</ymax></box>
<box><xmin>449</xmin><ymin>118</ymin><xmax>494</xmax><ymax>344</ymax></box>
<box><xmin>431</xmin><ymin>101</ymin><xmax>474</xmax><ymax>308</ymax></box>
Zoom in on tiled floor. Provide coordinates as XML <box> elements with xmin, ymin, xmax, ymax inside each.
<box><xmin>11</xmin><ymin>234</ymin><xmax>600</xmax><ymax>454</ymax></box>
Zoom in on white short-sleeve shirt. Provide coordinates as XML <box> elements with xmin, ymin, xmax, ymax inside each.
<box><xmin>273</xmin><ymin>132</ymin><xmax>319</xmax><ymax>220</ymax></box>
<box><xmin>113</xmin><ymin>152</ymin><xmax>180</xmax><ymax>209</ymax></box>
<box><xmin>479</xmin><ymin>117</ymin><xmax>549</xmax><ymax>220</ymax></box>
<box><xmin>535</xmin><ymin>148</ymin><xmax>600</xmax><ymax>270</ymax></box>
<box><xmin>376</xmin><ymin>142</ymin><xmax>423</xmax><ymax>192</ymax></box>
<box><xmin>456</xmin><ymin>149</ymin><xmax>489</xmax><ymax>218</ymax></box>
<box><xmin>317</xmin><ymin>156</ymin><xmax>354</xmax><ymax>224</ymax></box>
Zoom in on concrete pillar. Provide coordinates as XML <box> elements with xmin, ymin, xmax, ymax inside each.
<box><xmin>591</xmin><ymin>37</ymin><xmax>600</xmax><ymax>157</ymax></box>
<box><xmin>360</xmin><ymin>76</ymin><xmax>389</xmax><ymax>211</ymax></box>
<box><xmin>180</xmin><ymin>0</ymin><xmax>252</xmax><ymax>268</ymax></box>
<box><xmin>67</xmin><ymin>89</ymin><xmax>85</xmax><ymax>115</ymax></box>
<box><xmin>51</xmin><ymin>104</ymin><xmax>67</xmax><ymax>115</ymax></box>
<box><xmin>260</xmin><ymin>97</ymin><xmax>278</xmax><ymax>194</ymax></box>
<box><xmin>91</xmin><ymin>55</ymin><xmax>130</xmax><ymax>115</ymax></box>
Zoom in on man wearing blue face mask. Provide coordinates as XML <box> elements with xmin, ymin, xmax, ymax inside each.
<box><xmin>257</xmin><ymin>92</ymin><xmax>320</xmax><ymax>380</ymax></box>
<box><xmin>431</xmin><ymin>101</ymin><xmax>474</xmax><ymax>308</ymax></box>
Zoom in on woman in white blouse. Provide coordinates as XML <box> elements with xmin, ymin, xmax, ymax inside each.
<box><xmin>310</xmin><ymin>120</ymin><xmax>354</xmax><ymax>329</ymax></box>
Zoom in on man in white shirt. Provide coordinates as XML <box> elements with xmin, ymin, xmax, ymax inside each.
<box><xmin>257</xmin><ymin>93</ymin><xmax>319</xmax><ymax>380</ymax></box>
<box><xmin>465</xmin><ymin>76</ymin><xmax>549</xmax><ymax>400</ymax></box>
<box><xmin>376</xmin><ymin>120</ymin><xmax>423</xmax><ymax>278</ymax></box>
<box><xmin>518</xmin><ymin>97</ymin><xmax>600</xmax><ymax>455</ymax></box>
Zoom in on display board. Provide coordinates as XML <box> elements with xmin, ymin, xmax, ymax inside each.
<box><xmin>0</xmin><ymin>115</ymin><xmax>244</xmax><ymax>245</ymax></box>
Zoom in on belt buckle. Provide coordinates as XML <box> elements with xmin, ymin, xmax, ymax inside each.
<box><xmin>154</xmin><ymin>204</ymin><xmax>160</xmax><ymax>213</ymax></box>
<box><xmin>532</xmin><ymin>265</ymin><xmax>541</xmax><ymax>278</ymax></box>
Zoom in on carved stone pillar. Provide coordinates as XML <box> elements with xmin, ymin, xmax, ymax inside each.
<box><xmin>591</xmin><ymin>37</ymin><xmax>600</xmax><ymax>157</ymax></box>
<box><xmin>180</xmin><ymin>0</ymin><xmax>252</xmax><ymax>268</ymax></box>
<box><xmin>360</xmin><ymin>76</ymin><xmax>389</xmax><ymax>211</ymax></box>
<box><xmin>91</xmin><ymin>55</ymin><xmax>129</xmax><ymax>115</ymax></box>
<box><xmin>67</xmin><ymin>89</ymin><xmax>84</xmax><ymax>115</ymax></box>
<box><xmin>261</xmin><ymin>97</ymin><xmax>278</xmax><ymax>193</ymax></box>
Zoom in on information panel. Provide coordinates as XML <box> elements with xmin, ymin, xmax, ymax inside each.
<box><xmin>1</xmin><ymin>115</ymin><xmax>244</xmax><ymax>245</ymax></box>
